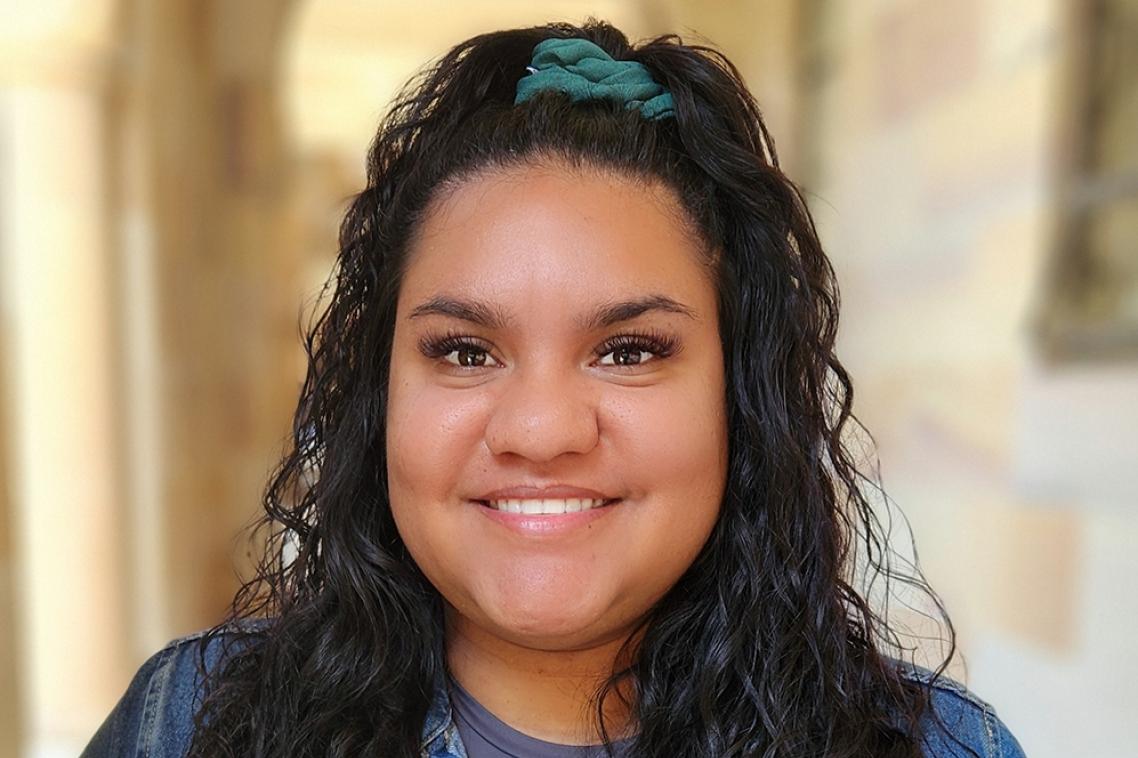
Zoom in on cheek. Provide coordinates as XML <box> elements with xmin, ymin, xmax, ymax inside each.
<box><xmin>587</xmin><ymin>371</ymin><xmax>726</xmax><ymax>617</ymax></box>
<box><xmin>385</xmin><ymin>367</ymin><xmax>490</xmax><ymax>505</ymax></box>
<box><xmin>603</xmin><ymin>368</ymin><xmax>728</xmax><ymax>523</ymax></box>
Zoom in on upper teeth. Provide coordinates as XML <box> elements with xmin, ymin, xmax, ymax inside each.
<box><xmin>489</xmin><ymin>498</ymin><xmax>607</xmax><ymax>514</ymax></box>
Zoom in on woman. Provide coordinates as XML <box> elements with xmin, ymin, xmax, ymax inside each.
<box><xmin>84</xmin><ymin>20</ymin><xmax>1024</xmax><ymax>758</ymax></box>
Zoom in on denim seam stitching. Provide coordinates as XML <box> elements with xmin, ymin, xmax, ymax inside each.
<box><xmin>982</xmin><ymin>704</ymin><xmax>999</xmax><ymax>756</ymax></box>
<box><xmin>137</xmin><ymin>646</ymin><xmax>176</xmax><ymax>758</ymax></box>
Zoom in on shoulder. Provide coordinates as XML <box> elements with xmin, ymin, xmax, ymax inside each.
<box><xmin>80</xmin><ymin>620</ymin><xmax>267</xmax><ymax>758</ymax></box>
<box><xmin>896</xmin><ymin>664</ymin><xmax>1027</xmax><ymax>758</ymax></box>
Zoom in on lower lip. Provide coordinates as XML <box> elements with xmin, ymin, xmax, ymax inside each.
<box><xmin>473</xmin><ymin>500</ymin><xmax>621</xmax><ymax>536</ymax></box>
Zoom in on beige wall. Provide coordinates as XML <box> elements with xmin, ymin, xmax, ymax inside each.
<box><xmin>0</xmin><ymin>2</ymin><xmax>130</xmax><ymax>754</ymax></box>
<box><xmin>0</xmin><ymin>270</ymin><xmax>22</xmax><ymax>758</ymax></box>
<box><xmin>802</xmin><ymin>2</ymin><xmax>1137</xmax><ymax>756</ymax></box>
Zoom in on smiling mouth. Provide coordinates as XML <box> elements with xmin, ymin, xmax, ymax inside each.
<box><xmin>475</xmin><ymin>498</ymin><xmax>620</xmax><ymax>515</ymax></box>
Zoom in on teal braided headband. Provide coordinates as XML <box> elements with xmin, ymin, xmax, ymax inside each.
<box><xmin>514</xmin><ymin>38</ymin><xmax>675</xmax><ymax>121</ymax></box>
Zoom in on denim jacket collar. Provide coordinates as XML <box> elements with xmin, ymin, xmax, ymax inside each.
<box><xmin>79</xmin><ymin>628</ymin><xmax>1023</xmax><ymax>758</ymax></box>
<box><xmin>420</xmin><ymin>668</ymin><xmax>467</xmax><ymax>758</ymax></box>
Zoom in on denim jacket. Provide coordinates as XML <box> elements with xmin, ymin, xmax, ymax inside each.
<box><xmin>81</xmin><ymin>629</ymin><xmax>1026</xmax><ymax>757</ymax></box>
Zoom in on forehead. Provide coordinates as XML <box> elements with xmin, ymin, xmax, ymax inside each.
<box><xmin>399</xmin><ymin>162</ymin><xmax>714</xmax><ymax>316</ymax></box>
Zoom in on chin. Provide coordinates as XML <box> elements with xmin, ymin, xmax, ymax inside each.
<box><xmin>485</xmin><ymin>599</ymin><xmax>610</xmax><ymax>647</ymax></box>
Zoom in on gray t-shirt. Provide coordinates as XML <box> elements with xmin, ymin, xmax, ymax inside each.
<box><xmin>447</xmin><ymin>675</ymin><xmax>636</xmax><ymax>758</ymax></box>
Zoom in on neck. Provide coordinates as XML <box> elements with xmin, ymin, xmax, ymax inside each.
<box><xmin>443</xmin><ymin>605</ymin><xmax>641</xmax><ymax>746</ymax></box>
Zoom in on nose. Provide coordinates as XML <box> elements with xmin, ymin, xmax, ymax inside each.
<box><xmin>483</xmin><ymin>364</ymin><xmax>600</xmax><ymax>462</ymax></box>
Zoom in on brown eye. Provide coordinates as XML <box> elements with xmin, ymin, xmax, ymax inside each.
<box><xmin>451</xmin><ymin>347</ymin><xmax>490</xmax><ymax>367</ymax></box>
<box><xmin>603</xmin><ymin>346</ymin><xmax>646</xmax><ymax>366</ymax></box>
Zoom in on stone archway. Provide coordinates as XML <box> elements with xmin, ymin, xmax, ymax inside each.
<box><xmin>2</xmin><ymin>0</ymin><xmax>302</xmax><ymax>752</ymax></box>
<box><xmin>111</xmin><ymin>0</ymin><xmax>304</xmax><ymax>651</ymax></box>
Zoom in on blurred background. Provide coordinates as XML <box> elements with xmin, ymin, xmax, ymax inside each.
<box><xmin>1</xmin><ymin>0</ymin><xmax>1135</xmax><ymax>756</ymax></box>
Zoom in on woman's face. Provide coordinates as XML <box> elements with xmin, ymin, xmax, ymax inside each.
<box><xmin>386</xmin><ymin>162</ymin><xmax>728</xmax><ymax>652</ymax></box>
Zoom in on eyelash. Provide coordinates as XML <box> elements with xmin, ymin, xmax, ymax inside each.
<box><xmin>596</xmin><ymin>331</ymin><xmax>679</xmax><ymax>366</ymax></box>
<box><xmin>416</xmin><ymin>328</ymin><xmax>679</xmax><ymax>369</ymax></box>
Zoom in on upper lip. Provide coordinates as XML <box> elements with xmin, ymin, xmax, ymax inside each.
<box><xmin>474</xmin><ymin>485</ymin><xmax>616</xmax><ymax>501</ymax></box>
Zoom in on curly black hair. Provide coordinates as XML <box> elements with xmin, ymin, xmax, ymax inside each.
<box><xmin>188</xmin><ymin>19</ymin><xmax>956</xmax><ymax>758</ymax></box>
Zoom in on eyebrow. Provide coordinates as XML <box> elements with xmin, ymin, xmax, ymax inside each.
<box><xmin>407</xmin><ymin>294</ymin><xmax>696</xmax><ymax>330</ymax></box>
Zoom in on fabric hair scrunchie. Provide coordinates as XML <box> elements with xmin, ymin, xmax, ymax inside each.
<box><xmin>514</xmin><ymin>38</ymin><xmax>675</xmax><ymax>121</ymax></box>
